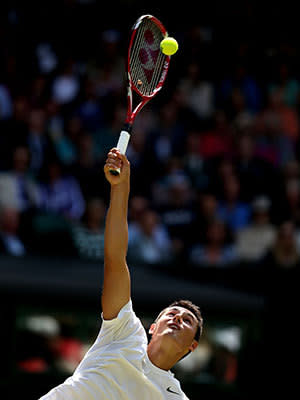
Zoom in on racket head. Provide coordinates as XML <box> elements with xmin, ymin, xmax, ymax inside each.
<box><xmin>127</xmin><ymin>15</ymin><xmax>171</xmax><ymax>100</ymax></box>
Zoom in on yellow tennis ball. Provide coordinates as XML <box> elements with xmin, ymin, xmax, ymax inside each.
<box><xmin>160</xmin><ymin>37</ymin><xmax>179</xmax><ymax>56</ymax></box>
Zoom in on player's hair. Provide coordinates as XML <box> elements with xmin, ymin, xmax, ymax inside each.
<box><xmin>155</xmin><ymin>299</ymin><xmax>203</xmax><ymax>342</ymax></box>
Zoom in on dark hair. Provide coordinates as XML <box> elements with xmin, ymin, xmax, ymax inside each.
<box><xmin>156</xmin><ymin>299</ymin><xmax>203</xmax><ymax>342</ymax></box>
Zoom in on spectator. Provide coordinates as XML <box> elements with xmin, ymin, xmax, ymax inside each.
<box><xmin>218</xmin><ymin>63</ymin><xmax>262</xmax><ymax>114</ymax></box>
<box><xmin>227</xmin><ymin>89</ymin><xmax>255</xmax><ymax>132</ymax></box>
<box><xmin>262</xmin><ymin>221</ymin><xmax>300</xmax><ymax>269</ymax></box>
<box><xmin>27</xmin><ymin>108</ymin><xmax>53</xmax><ymax>176</ymax></box>
<box><xmin>95</xmin><ymin>104</ymin><xmax>127</xmax><ymax>160</ymax></box>
<box><xmin>70</xmin><ymin>132</ymin><xmax>104</xmax><ymax>199</ymax></box>
<box><xmin>46</xmin><ymin>100</ymin><xmax>65</xmax><ymax>144</ymax></box>
<box><xmin>236</xmin><ymin>196</ymin><xmax>276</xmax><ymax>263</ymax></box>
<box><xmin>0</xmin><ymin>95</ymin><xmax>29</xmax><ymax>170</ymax></box>
<box><xmin>267</xmin><ymin>89</ymin><xmax>300</xmax><ymax>142</ymax></box>
<box><xmin>192</xmin><ymin>190</ymin><xmax>218</xmax><ymax>245</ymax></box>
<box><xmin>52</xmin><ymin>59</ymin><xmax>80</xmax><ymax>105</ymax></box>
<box><xmin>52</xmin><ymin>115</ymin><xmax>83</xmax><ymax>166</ymax></box>
<box><xmin>0</xmin><ymin>207</ymin><xmax>26</xmax><ymax>256</ymax></box>
<box><xmin>217</xmin><ymin>174</ymin><xmax>251</xmax><ymax>232</ymax></box>
<box><xmin>209</xmin><ymin>157</ymin><xmax>236</xmax><ymax>200</ymax></box>
<box><xmin>128</xmin><ymin>209</ymin><xmax>173</xmax><ymax>265</ymax></box>
<box><xmin>279</xmin><ymin>178</ymin><xmax>300</xmax><ymax>227</ymax></box>
<box><xmin>91</xmin><ymin>29</ymin><xmax>124</xmax><ymax>99</ymax></box>
<box><xmin>128</xmin><ymin>195</ymin><xmax>149</xmax><ymax>225</ymax></box>
<box><xmin>154</xmin><ymin>163</ymin><xmax>195</xmax><ymax>256</ymax></box>
<box><xmin>234</xmin><ymin>133</ymin><xmax>279</xmax><ymax>201</ymax></box>
<box><xmin>198</xmin><ymin>110</ymin><xmax>233</xmax><ymax>160</ymax></box>
<box><xmin>255</xmin><ymin>91</ymin><xmax>296</xmax><ymax>167</ymax></box>
<box><xmin>178</xmin><ymin>62</ymin><xmax>215</xmax><ymax>123</ymax></box>
<box><xmin>71</xmin><ymin>198</ymin><xmax>106</xmax><ymax>261</ymax></box>
<box><xmin>146</xmin><ymin>101</ymin><xmax>186</xmax><ymax>170</ymax></box>
<box><xmin>0</xmin><ymin>146</ymin><xmax>41</xmax><ymax>212</ymax></box>
<box><xmin>268</xmin><ymin>62</ymin><xmax>300</xmax><ymax>108</ymax></box>
<box><xmin>0</xmin><ymin>83</ymin><xmax>13</xmax><ymax>119</ymax></box>
<box><xmin>76</xmin><ymin>78</ymin><xmax>104</xmax><ymax>133</ymax></box>
<box><xmin>183</xmin><ymin>130</ymin><xmax>205</xmax><ymax>188</ymax></box>
<box><xmin>189</xmin><ymin>218</ymin><xmax>238</xmax><ymax>267</ymax></box>
<box><xmin>38</xmin><ymin>159</ymin><xmax>85</xmax><ymax>221</ymax></box>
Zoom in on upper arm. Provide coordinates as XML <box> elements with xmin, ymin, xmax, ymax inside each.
<box><xmin>101</xmin><ymin>257</ymin><xmax>131</xmax><ymax>320</ymax></box>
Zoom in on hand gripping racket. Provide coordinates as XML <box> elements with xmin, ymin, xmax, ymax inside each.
<box><xmin>109</xmin><ymin>14</ymin><xmax>171</xmax><ymax>175</ymax></box>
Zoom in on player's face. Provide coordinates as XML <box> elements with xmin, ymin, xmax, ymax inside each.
<box><xmin>150</xmin><ymin>307</ymin><xmax>198</xmax><ymax>353</ymax></box>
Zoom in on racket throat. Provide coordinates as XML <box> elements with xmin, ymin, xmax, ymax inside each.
<box><xmin>123</xmin><ymin>122</ymin><xmax>133</xmax><ymax>134</ymax></box>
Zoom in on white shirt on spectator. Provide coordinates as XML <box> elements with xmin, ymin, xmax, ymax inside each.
<box><xmin>52</xmin><ymin>75</ymin><xmax>79</xmax><ymax>104</ymax></box>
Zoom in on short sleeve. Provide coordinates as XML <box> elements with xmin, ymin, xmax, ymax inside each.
<box><xmin>76</xmin><ymin>300</ymin><xmax>147</xmax><ymax>366</ymax></box>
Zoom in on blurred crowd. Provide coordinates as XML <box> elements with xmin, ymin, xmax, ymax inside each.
<box><xmin>1</xmin><ymin>1</ymin><xmax>300</xmax><ymax>274</ymax></box>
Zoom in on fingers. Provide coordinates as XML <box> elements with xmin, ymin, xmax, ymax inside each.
<box><xmin>106</xmin><ymin>149</ymin><xmax>122</xmax><ymax>170</ymax></box>
<box><xmin>104</xmin><ymin>147</ymin><xmax>130</xmax><ymax>173</ymax></box>
<box><xmin>106</xmin><ymin>148</ymin><xmax>129</xmax><ymax>169</ymax></box>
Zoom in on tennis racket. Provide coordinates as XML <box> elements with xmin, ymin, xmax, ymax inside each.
<box><xmin>109</xmin><ymin>14</ymin><xmax>171</xmax><ymax>175</ymax></box>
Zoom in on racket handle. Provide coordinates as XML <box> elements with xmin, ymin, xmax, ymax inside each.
<box><xmin>109</xmin><ymin>130</ymin><xmax>131</xmax><ymax>176</ymax></box>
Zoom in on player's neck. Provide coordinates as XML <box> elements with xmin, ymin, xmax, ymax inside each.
<box><xmin>147</xmin><ymin>337</ymin><xmax>183</xmax><ymax>371</ymax></box>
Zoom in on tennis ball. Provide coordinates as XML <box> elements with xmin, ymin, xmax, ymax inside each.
<box><xmin>160</xmin><ymin>37</ymin><xmax>178</xmax><ymax>56</ymax></box>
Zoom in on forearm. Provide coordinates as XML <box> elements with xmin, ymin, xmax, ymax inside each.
<box><xmin>102</xmin><ymin>149</ymin><xmax>131</xmax><ymax>319</ymax></box>
<box><xmin>104</xmin><ymin>180</ymin><xmax>130</xmax><ymax>263</ymax></box>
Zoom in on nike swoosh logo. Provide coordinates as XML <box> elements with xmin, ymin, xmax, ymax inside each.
<box><xmin>166</xmin><ymin>386</ymin><xmax>180</xmax><ymax>395</ymax></box>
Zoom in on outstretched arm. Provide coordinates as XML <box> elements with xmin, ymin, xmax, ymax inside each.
<box><xmin>102</xmin><ymin>148</ymin><xmax>131</xmax><ymax>320</ymax></box>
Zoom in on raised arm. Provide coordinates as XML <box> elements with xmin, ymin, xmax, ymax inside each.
<box><xmin>102</xmin><ymin>148</ymin><xmax>131</xmax><ymax>320</ymax></box>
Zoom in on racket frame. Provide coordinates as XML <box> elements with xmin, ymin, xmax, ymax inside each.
<box><xmin>109</xmin><ymin>14</ymin><xmax>171</xmax><ymax>176</ymax></box>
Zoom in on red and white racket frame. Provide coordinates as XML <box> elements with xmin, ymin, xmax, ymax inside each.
<box><xmin>110</xmin><ymin>15</ymin><xmax>171</xmax><ymax>175</ymax></box>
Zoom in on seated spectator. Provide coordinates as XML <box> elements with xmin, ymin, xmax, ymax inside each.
<box><xmin>0</xmin><ymin>207</ymin><xmax>26</xmax><ymax>256</ymax></box>
<box><xmin>229</xmin><ymin>88</ymin><xmax>255</xmax><ymax>132</ymax></box>
<box><xmin>191</xmin><ymin>189</ymin><xmax>218</xmax><ymax>245</ymax></box>
<box><xmin>281</xmin><ymin>178</ymin><xmax>300</xmax><ymax>227</ymax></box>
<box><xmin>189</xmin><ymin>219</ymin><xmax>238</xmax><ymax>267</ymax></box>
<box><xmin>27</xmin><ymin>108</ymin><xmax>54</xmax><ymax>176</ymax></box>
<box><xmin>70</xmin><ymin>132</ymin><xmax>104</xmax><ymax>199</ymax></box>
<box><xmin>128</xmin><ymin>209</ymin><xmax>173</xmax><ymax>265</ymax></box>
<box><xmin>154</xmin><ymin>165</ymin><xmax>195</xmax><ymax>256</ymax></box>
<box><xmin>267</xmin><ymin>89</ymin><xmax>299</xmax><ymax>142</ymax></box>
<box><xmin>147</xmin><ymin>101</ymin><xmax>187</xmax><ymax>164</ymax></box>
<box><xmin>0</xmin><ymin>146</ymin><xmax>41</xmax><ymax>212</ymax></box>
<box><xmin>0</xmin><ymin>95</ymin><xmax>29</xmax><ymax>170</ymax></box>
<box><xmin>262</xmin><ymin>221</ymin><xmax>300</xmax><ymax>269</ymax></box>
<box><xmin>183</xmin><ymin>130</ymin><xmax>205</xmax><ymax>188</ymax></box>
<box><xmin>76</xmin><ymin>78</ymin><xmax>104</xmax><ymax>133</ymax></box>
<box><xmin>0</xmin><ymin>83</ymin><xmax>13</xmax><ymax>120</ymax></box>
<box><xmin>218</xmin><ymin>63</ymin><xmax>262</xmax><ymax>114</ymax></box>
<box><xmin>49</xmin><ymin>115</ymin><xmax>82</xmax><ymax>166</ymax></box>
<box><xmin>255</xmin><ymin>91</ymin><xmax>296</xmax><ymax>167</ymax></box>
<box><xmin>128</xmin><ymin>195</ymin><xmax>149</xmax><ymax>225</ymax></box>
<box><xmin>38</xmin><ymin>158</ymin><xmax>85</xmax><ymax>220</ymax></box>
<box><xmin>95</xmin><ymin>104</ymin><xmax>127</xmax><ymax>160</ymax></box>
<box><xmin>234</xmin><ymin>133</ymin><xmax>280</xmax><ymax>202</ymax></box>
<box><xmin>217</xmin><ymin>174</ymin><xmax>251</xmax><ymax>232</ymax></box>
<box><xmin>198</xmin><ymin>110</ymin><xmax>233</xmax><ymax>160</ymax></box>
<box><xmin>178</xmin><ymin>62</ymin><xmax>215</xmax><ymax>121</ymax></box>
<box><xmin>268</xmin><ymin>62</ymin><xmax>300</xmax><ymax>108</ymax></box>
<box><xmin>71</xmin><ymin>198</ymin><xmax>106</xmax><ymax>261</ymax></box>
<box><xmin>52</xmin><ymin>59</ymin><xmax>80</xmax><ymax>105</ymax></box>
<box><xmin>236</xmin><ymin>196</ymin><xmax>276</xmax><ymax>263</ymax></box>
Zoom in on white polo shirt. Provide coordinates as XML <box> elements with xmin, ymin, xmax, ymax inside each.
<box><xmin>39</xmin><ymin>300</ymin><xmax>189</xmax><ymax>399</ymax></box>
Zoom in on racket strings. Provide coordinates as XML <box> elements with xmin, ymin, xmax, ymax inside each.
<box><xmin>131</xmin><ymin>19</ymin><xmax>154</xmax><ymax>92</ymax></box>
<box><xmin>129</xmin><ymin>18</ymin><xmax>166</xmax><ymax>96</ymax></box>
<box><xmin>130</xmin><ymin>21</ymin><xmax>148</xmax><ymax>87</ymax></box>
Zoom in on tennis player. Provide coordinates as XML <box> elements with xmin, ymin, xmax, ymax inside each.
<box><xmin>40</xmin><ymin>148</ymin><xmax>203</xmax><ymax>400</ymax></box>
